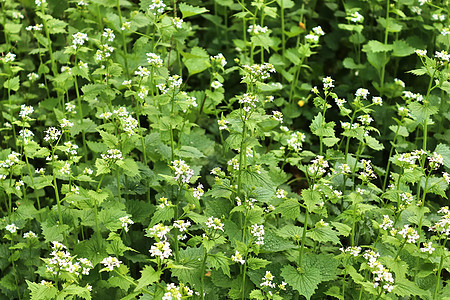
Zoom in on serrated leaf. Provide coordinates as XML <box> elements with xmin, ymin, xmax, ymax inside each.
<box><xmin>99</xmin><ymin>130</ymin><xmax>119</xmax><ymax>148</ymax></box>
<box><xmin>247</xmin><ymin>257</ymin><xmax>270</xmax><ymax>270</ymax></box>
<box><xmin>27</xmin><ymin>280</ymin><xmax>58</xmax><ymax>300</ymax></box>
<box><xmin>435</xmin><ymin>143</ymin><xmax>450</xmax><ymax>169</ymax></box>
<box><xmin>135</xmin><ymin>265</ymin><xmax>162</xmax><ymax>291</ymax></box>
<box><xmin>208</xmin><ymin>253</ymin><xmax>231</xmax><ymax>277</ymax></box>
<box><xmin>179</xmin><ymin>3</ymin><xmax>209</xmax><ymax>18</ymax></box>
<box><xmin>302</xmin><ymin>189</ymin><xmax>322</xmax><ymax>212</ymax></box>
<box><xmin>275</xmin><ymin>0</ymin><xmax>295</xmax><ymax>9</ymax></box>
<box><xmin>150</xmin><ymin>207</ymin><xmax>174</xmax><ymax>226</ymax></box>
<box><xmin>389</xmin><ymin>125</ymin><xmax>409</xmax><ymax>137</ymax></box>
<box><xmin>363</xmin><ymin>40</ymin><xmax>394</xmax><ymax>53</ymax></box>
<box><xmin>392</xmin><ymin>40</ymin><xmax>415</xmax><ymax>57</ymax></box>
<box><xmin>365</xmin><ymin>135</ymin><xmax>384</xmax><ymax>151</ymax></box>
<box><xmin>394</xmin><ymin>278</ymin><xmax>427</xmax><ymax>297</ymax></box>
<box><xmin>274</xmin><ymin>199</ymin><xmax>300</xmax><ymax>220</ymax></box>
<box><xmin>182</xmin><ymin>47</ymin><xmax>210</xmax><ymax>75</ymax></box>
<box><xmin>116</xmin><ymin>158</ymin><xmax>140</xmax><ymax>178</ymax></box>
<box><xmin>306</xmin><ymin>226</ymin><xmax>341</xmax><ymax>245</ymax></box>
<box><xmin>4</xmin><ymin>76</ymin><xmax>20</xmax><ymax>91</ymax></box>
<box><xmin>281</xmin><ymin>265</ymin><xmax>322</xmax><ymax>300</ymax></box>
<box><xmin>408</xmin><ymin>67</ymin><xmax>428</xmax><ymax>76</ymax></box>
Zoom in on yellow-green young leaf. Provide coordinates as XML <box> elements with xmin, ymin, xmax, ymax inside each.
<box><xmin>249</xmin><ymin>289</ymin><xmax>265</xmax><ymax>300</ymax></box>
<box><xmin>149</xmin><ymin>206</ymin><xmax>174</xmax><ymax>226</ymax></box>
<box><xmin>60</xmin><ymin>285</ymin><xmax>92</xmax><ymax>300</ymax></box>
<box><xmin>392</xmin><ymin>40</ymin><xmax>415</xmax><ymax>57</ymax></box>
<box><xmin>435</xmin><ymin>143</ymin><xmax>450</xmax><ymax>168</ymax></box>
<box><xmin>4</xmin><ymin>76</ymin><xmax>20</xmax><ymax>91</ymax></box>
<box><xmin>134</xmin><ymin>265</ymin><xmax>162</xmax><ymax>291</ymax></box>
<box><xmin>281</xmin><ymin>265</ymin><xmax>322</xmax><ymax>300</ymax></box>
<box><xmin>95</xmin><ymin>158</ymin><xmax>111</xmax><ymax>176</ymax></box>
<box><xmin>247</xmin><ymin>257</ymin><xmax>270</xmax><ymax>270</ymax></box>
<box><xmin>365</xmin><ymin>136</ymin><xmax>384</xmax><ymax>151</ymax></box>
<box><xmin>47</xmin><ymin>18</ymin><xmax>67</xmax><ymax>34</ymax></box>
<box><xmin>179</xmin><ymin>3</ymin><xmax>209</xmax><ymax>18</ymax></box>
<box><xmin>363</xmin><ymin>40</ymin><xmax>394</xmax><ymax>53</ymax></box>
<box><xmin>275</xmin><ymin>0</ymin><xmax>295</xmax><ymax>9</ymax></box>
<box><xmin>5</xmin><ymin>23</ymin><xmax>22</xmax><ymax>34</ymax></box>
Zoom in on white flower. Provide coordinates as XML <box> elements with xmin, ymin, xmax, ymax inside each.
<box><xmin>5</xmin><ymin>224</ymin><xmax>19</xmax><ymax>233</ymax></box>
<box><xmin>101</xmin><ymin>149</ymin><xmax>123</xmax><ymax>162</ymax></box>
<box><xmin>147</xmin><ymin>223</ymin><xmax>170</xmax><ymax>239</ymax></box>
<box><xmin>415</xmin><ymin>49</ymin><xmax>427</xmax><ymax>57</ymax></box>
<box><xmin>398</xmin><ymin>225</ymin><xmax>420</xmax><ymax>243</ymax></box>
<box><xmin>23</xmin><ymin>231</ymin><xmax>37</xmax><ymax>239</ymax></box>
<box><xmin>276</xmin><ymin>188</ymin><xmax>287</xmax><ymax>199</ymax></box>
<box><xmin>27</xmin><ymin>72</ymin><xmax>40</xmax><ymax>81</ymax></box>
<box><xmin>149</xmin><ymin>0</ymin><xmax>166</xmax><ymax>15</ymax></box>
<box><xmin>206</xmin><ymin>217</ymin><xmax>224</xmax><ymax>231</ymax></box>
<box><xmin>173</xmin><ymin>220</ymin><xmax>191</xmax><ymax>232</ymax></box>
<box><xmin>211</xmin><ymin>80</ymin><xmax>223</xmax><ymax>89</ymax></box>
<box><xmin>420</xmin><ymin>242</ymin><xmax>435</xmax><ymax>254</ymax></box>
<box><xmin>250</xmin><ymin>224</ymin><xmax>265</xmax><ymax>245</ymax></box>
<box><xmin>101</xmin><ymin>256</ymin><xmax>122</xmax><ymax>271</ymax></box>
<box><xmin>72</xmin><ymin>32</ymin><xmax>88</xmax><ymax>49</ymax></box>
<box><xmin>312</xmin><ymin>26</ymin><xmax>325</xmax><ymax>36</ymax></box>
<box><xmin>355</xmin><ymin>88</ymin><xmax>369</xmax><ymax>99</ymax></box>
<box><xmin>248</xmin><ymin>24</ymin><xmax>269</xmax><ymax>35</ymax></box>
<box><xmin>193</xmin><ymin>184</ymin><xmax>204</xmax><ymax>200</ymax></box>
<box><xmin>272</xmin><ymin>111</ymin><xmax>283</xmax><ymax>123</ymax></box>
<box><xmin>146</xmin><ymin>52</ymin><xmax>163</xmax><ymax>68</ymax></box>
<box><xmin>172</xmin><ymin>160</ymin><xmax>194</xmax><ymax>184</ymax></box>
<box><xmin>44</xmin><ymin>127</ymin><xmax>61</xmax><ymax>142</ymax></box>
<box><xmin>119</xmin><ymin>216</ymin><xmax>134</xmax><ymax>232</ymax></box>
<box><xmin>322</xmin><ymin>76</ymin><xmax>334</xmax><ymax>89</ymax></box>
<box><xmin>231</xmin><ymin>250</ymin><xmax>245</xmax><ymax>264</ymax></box>
<box><xmin>372</xmin><ymin>97</ymin><xmax>382</xmax><ymax>106</ymax></box>
<box><xmin>59</xmin><ymin>162</ymin><xmax>71</xmax><ymax>176</ymax></box>
<box><xmin>349</xmin><ymin>11</ymin><xmax>364</xmax><ymax>23</ymax></box>
<box><xmin>260</xmin><ymin>271</ymin><xmax>275</xmax><ymax>288</ymax></box>
<box><xmin>172</xmin><ymin>17</ymin><xmax>183</xmax><ymax>29</ymax></box>
<box><xmin>149</xmin><ymin>241</ymin><xmax>172</xmax><ymax>259</ymax></box>
<box><xmin>380</xmin><ymin>215</ymin><xmax>394</xmax><ymax>230</ymax></box>
<box><xmin>102</xmin><ymin>28</ymin><xmax>115</xmax><ymax>42</ymax></box>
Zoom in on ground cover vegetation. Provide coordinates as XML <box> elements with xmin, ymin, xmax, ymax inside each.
<box><xmin>0</xmin><ymin>0</ymin><xmax>449</xmax><ymax>299</ymax></box>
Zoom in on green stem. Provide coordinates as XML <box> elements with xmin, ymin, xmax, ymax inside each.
<box><xmin>116</xmin><ymin>0</ymin><xmax>130</xmax><ymax>78</ymax></box>
<box><xmin>116</xmin><ymin>168</ymin><xmax>121</xmax><ymax>201</ymax></box>
<box><xmin>200</xmin><ymin>248</ymin><xmax>208</xmax><ymax>300</ymax></box>
<box><xmin>298</xmin><ymin>209</ymin><xmax>309</xmax><ymax>266</ymax></box>
<box><xmin>433</xmin><ymin>252</ymin><xmax>445</xmax><ymax>299</ymax></box>
<box><xmin>379</xmin><ymin>0</ymin><xmax>390</xmax><ymax>94</ymax></box>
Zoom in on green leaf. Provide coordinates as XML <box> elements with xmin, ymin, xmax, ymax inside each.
<box><xmin>392</xmin><ymin>40</ymin><xmax>415</xmax><ymax>57</ymax></box>
<box><xmin>274</xmin><ymin>199</ymin><xmax>301</xmax><ymax>220</ymax></box>
<box><xmin>247</xmin><ymin>257</ymin><xmax>270</xmax><ymax>270</ymax></box>
<box><xmin>408</xmin><ymin>67</ymin><xmax>428</xmax><ymax>76</ymax></box>
<box><xmin>303</xmin><ymin>253</ymin><xmax>340</xmax><ymax>281</ymax></box>
<box><xmin>408</xmin><ymin>102</ymin><xmax>439</xmax><ymax>124</ymax></box>
<box><xmin>116</xmin><ymin>158</ymin><xmax>140</xmax><ymax>178</ymax></box>
<box><xmin>135</xmin><ymin>265</ymin><xmax>162</xmax><ymax>291</ymax></box>
<box><xmin>27</xmin><ymin>280</ymin><xmax>58</xmax><ymax>300</ymax></box>
<box><xmin>47</xmin><ymin>18</ymin><xmax>68</xmax><ymax>34</ymax></box>
<box><xmin>4</xmin><ymin>76</ymin><xmax>20</xmax><ymax>91</ymax></box>
<box><xmin>435</xmin><ymin>143</ymin><xmax>450</xmax><ymax>169</ymax></box>
<box><xmin>182</xmin><ymin>47</ymin><xmax>210</xmax><ymax>75</ymax></box>
<box><xmin>179</xmin><ymin>3</ymin><xmax>209</xmax><ymax>18</ymax></box>
<box><xmin>394</xmin><ymin>278</ymin><xmax>427</xmax><ymax>297</ymax></box>
<box><xmin>365</xmin><ymin>135</ymin><xmax>384</xmax><ymax>151</ymax></box>
<box><xmin>306</xmin><ymin>226</ymin><xmax>341</xmax><ymax>245</ymax></box>
<box><xmin>150</xmin><ymin>206</ymin><xmax>174</xmax><ymax>226</ymax></box>
<box><xmin>310</xmin><ymin>113</ymin><xmax>335</xmax><ymax>137</ymax></box>
<box><xmin>171</xmin><ymin>246</ymin><xmax>204</xmax><ymax>288</ymax></box>
<box><xmin>281</xmin><ymin>264</ymin><xmax>322</xmax><ymax>300</ymax></box>
<box><xmin>363</xmin><ymin>40</ymin><xmax>394</xmax><ymax>53</ymax></box>
<box><xmin>323</xmin><ymin>137</ymin><xmax>339</xmax><ymax>147</ymax></box>
<box><xmin>389</xmin><ymin>125</ymin><xmax>409</xmax><ymax>137</ymax></box>
<box><xmin>208</xmin><ymin>253</ymin><xmax>231</xmax><ymax>277</ymax></box>
<box><xmin>275</xmin><ymin>0</ymin><xmax>295</xmax><ymax>9</ymax></box>
<box><xmin>175</xmin><ymin>146</ymin><xmax>205</xmax><ymax>158</ymax></box>
<box><xmin>99</xmin><ymin>130</ymin><xmax>119</xmax><ymax>148</ymax></box>
<box><xmin>331</xmin><ymin>222</ymin><xmax>351</xmax><ymax>237</ymax></box>
<box><xmin>302</xmin><ymin>189</ymin><xmax>322</xmax><ymax>212</ymax></box>
<box><xmin>95</xmin><ymin>158</ymin><xmax>111</xmax><ymax>176</ymax></box>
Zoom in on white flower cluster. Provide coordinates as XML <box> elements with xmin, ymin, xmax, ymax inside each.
<box><xmin>173</xmin><ymin>220</ymin><xmax>191</xmax><ymax>233</ymax></box>
<box><xmin>402</xmin><ymin>91</ymin><xmax>423</xmax><ymax>102</ymax></box>
<box><xmin>102</xmin><ymin>28</ymin><xmax>115</xmax><ymax>42</ymax></box>
<box><xmin>149</xmin><ymin>0</ymin><xmax>166</xmax><ymax>15</ymax></box>
<box><xmin>26</xmin><ymin>24</ymin><xmax>43</xmax><ymax>31</ymax></box>
<box><xmin>250</xmin><ymin>224</ymin><xmax>265</xmax><ymax>245</ymax></box>
<box><xmin>241</xmin><ymin>63</ymin><xmax>275</xmax><ymax>83</ymax></box>
<box><xmin>248</xmin><ymin>24</ymin><xmax>269</xmax><ymax>35</ymax></box>
<box><xmin>305</xmin><ymin>26</ymin><xmax>325</xmax><ymax>43</ymax></box>
<box><xmin>260</xmin><ymin>271</ymin><xmax>275</xmax><ymax>288</ymax></box>
<box><xmin>27</xmin><ymin>72</ymin><xmax>40</xmax><ymax>81</ymax></box>
<box><xmin>394</xmin><ymin>78</ymin><xmax>405</xmax><ymax>88</ymax></box>
<box><xmin>227</xmin><ymin>158</ymin><xmax>239</xmax><ymax>170</ymax></box>
<box><xmin>192</xmin><ymin>183</ymin><xmax>204</xmax><ymax>200</ymax></box>
<box><xmin>359</xmin><ymin>159</ymin><xmax>376</xmax><ymax>181</ymax></box>
<box><xmin>146</xmin><ymin>52</ymin><xmax>163</xmax><ymax>68</ymax></box>
<box><xmin>239</xmin><ymin>93</ymin><xmax>259</xmax><ymax>113</ymax></box>
<box><xmin>162</xmin><ymin>283</ymin><xmax>194</xmax><ymax>300</ymax></box>
<box><xmin>322</xmin><ymin>76</ymin><xmax>334</xmax><ymax>90</ymax></box>
<box><xmin>23</xmin><ymin>231</ymin><xmax>37</xmax><ymax>239</ymax></box>
<box><xmin>435</xmin><ymin>50</ymin><xmax>450</xmax><ymax>62</ymax></box>
<box><xmin>355</xmin><ymin>88</ymin><xmax>370</xmax><ymax>99</ymax></box>
<box><xmin>428</xmin><ymin>152</ymin><xmax>444</xmax><ymax>169</ymax></box>
<box><xmin>5</xmin><ymin>223</ymin><xmax>19</xmax><ymax>233</ymax></box>
<box><xmin>59</xmin><ymin>162</ymin><xmax>71</xmax><ymax>176</ymax></box>
<box><xmin>101</xmin><ymin>149</ymin><xmax>123</xmax><ymax>162</ymax></box>
<box><xmin>272</xmin><ymin>110</ymin><xmax>283</xmax><ymax>123</ymax></box>
<box><xmin>276</xmin><ymin>188</ymin><xmax>287</xmax><ymax>199</ymax></box>
<box><xmin>19</xmin><ymin>105</ymin><xmax>34</xmax><ymax>119</ymax></box>
<box><xmin>62</xmin><ymin>141</ymin><xmax>78</xmax><ymax>157</ymax></box>
<box><xmin>420</xmin><ymin>242</ymin><xmax>435</xmax><ymax>254</ymax></box>
<box><xmin>372</xmin><ymin>96</ymin><xmax>383</xmax><ymax>106</ymax></box>
<box><xmin>363</xmin><ymin>250</ymin><xmax>394</xmax><ymax>293</ymax></box>
<box><xmin>119</xmin><ymin>216</ymin><xmax>134</xmax><ymax>232</ymax></box>
<box><xmin>415</xmin><ymin>49</ymin><xmax>427</xmax><ymax>57</ymax></box>
<box><xmin>149</xmin><ymin>241</ymin><xmax>172</xmax><ymax>259</ymax></box>
<box><xmin>210</xmin><ymin>53</ymin><xmax>227</xmax><ymax>68</ymax></box>
<box><xmin>206</xmin><ymin>217</ymin><xmax>224</xmax><ymax>231</ymax></box>
<box><xmin>172</xmin><ymin>160</ymin><xmax>194</xmax><ymax>184</ymax></box>
<box><xmin>47</xmin><ymin>241</ymin><xmax>93</xmax><ymax>276</ymax></box>
<box><xmin>19</xmin><ymin>128</ymin><xmax>35</xmax><ymax>145</ymax></box>
<box><xmin>231</xmin><ymin>250</ymin><xmax>245</xmax><ymax>264</ymax></box>
<box><xmin>135</xmin><ymin>65</ymin><xmax>150</xmax><ymax>77</ymax></box>
<box><xmin>398</xmin><ymin>225</ymin><xmax>420</xmax><ymax>243</ymax></box>
<box><xmin>100</xmin><ymin>256</ymin><xmax>122</xmax><ymax>271</ymax></box>
<box><xmin>60</xmin><ymin>118</ymin><xmax>74</xmax><ymax>129</ymax></box>
<box><xmin>287</xmin><ymin>131</ymin><xmax>306</xmax><ymax>152</ymax></box>
<box><xmin>308</xmin><ymin>155</ymin><xmax>329</xmax><ymax>176</ymax></box>
<box><xmin>72</xmin><ymin>32</ymin><xmax>88</xmax><ymax>49</ymax></box>
<box><xmin>172</xmin><ymin>17</ymin><xmax>183</xmax><ymax>29</ymax></box>
<box><xmin>147</xmin><ymin>223</ymin><xmax>170</xmax><ymax>240</ymax></box>
<box><xmin>44</xmin><ymin>127</ymin><xmax>61</xmax><ymax>143</ymax></box>
<box><xmin>340</xmin><ymin>246</ymin><xmax>362</xmax><ymax>257</ymax></box>
<box><xmin>429</xmin><ymin>207</ymin><xmax>450</xmax><ymax>236</ymax></box>
<box><xmin>2</xmin><ymin>52</ymin><xmax>16</xmax><ymax>63</ymax></box>
<box><xmin>66</xmin><ymin>103</ymin><xmax>76</xmax><ymax>114</ymax></box>
<box><xmin>95</xmin><ymin>44</ymin><xmax>114</xmax><ymax>61</ymax></box>
<box><xmin>349</xmin><ymin>11</ymin><xmax>364</xmax><ymax>23</ymax></box>
<box><xmin>380</xmin><ymin>215</ymin><xmax>394</xmax><ymax>230</ymax></box>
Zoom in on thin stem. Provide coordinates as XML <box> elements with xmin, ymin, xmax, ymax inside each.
<box><xmin>298</xmin><ymin>209</ymin><xmax>309</xmax><ymax>266</ymax></box>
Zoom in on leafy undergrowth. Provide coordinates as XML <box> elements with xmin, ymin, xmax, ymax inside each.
<box><xmin>0</xmin><ymin>0</ymin><xmax>449</xmax><ymax>299</ymax></box>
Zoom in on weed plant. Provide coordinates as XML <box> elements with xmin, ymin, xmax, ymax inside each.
<box><xmin>0</xmin><ymin>0</ymin><xmax>449</xmax><ymax>299</ymax></box>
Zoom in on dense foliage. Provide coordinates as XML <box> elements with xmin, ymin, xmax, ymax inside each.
<box><xmin>0</xmin><ymin>0</ymin><xmax>449</xmax><ymax>299</ymax></box>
